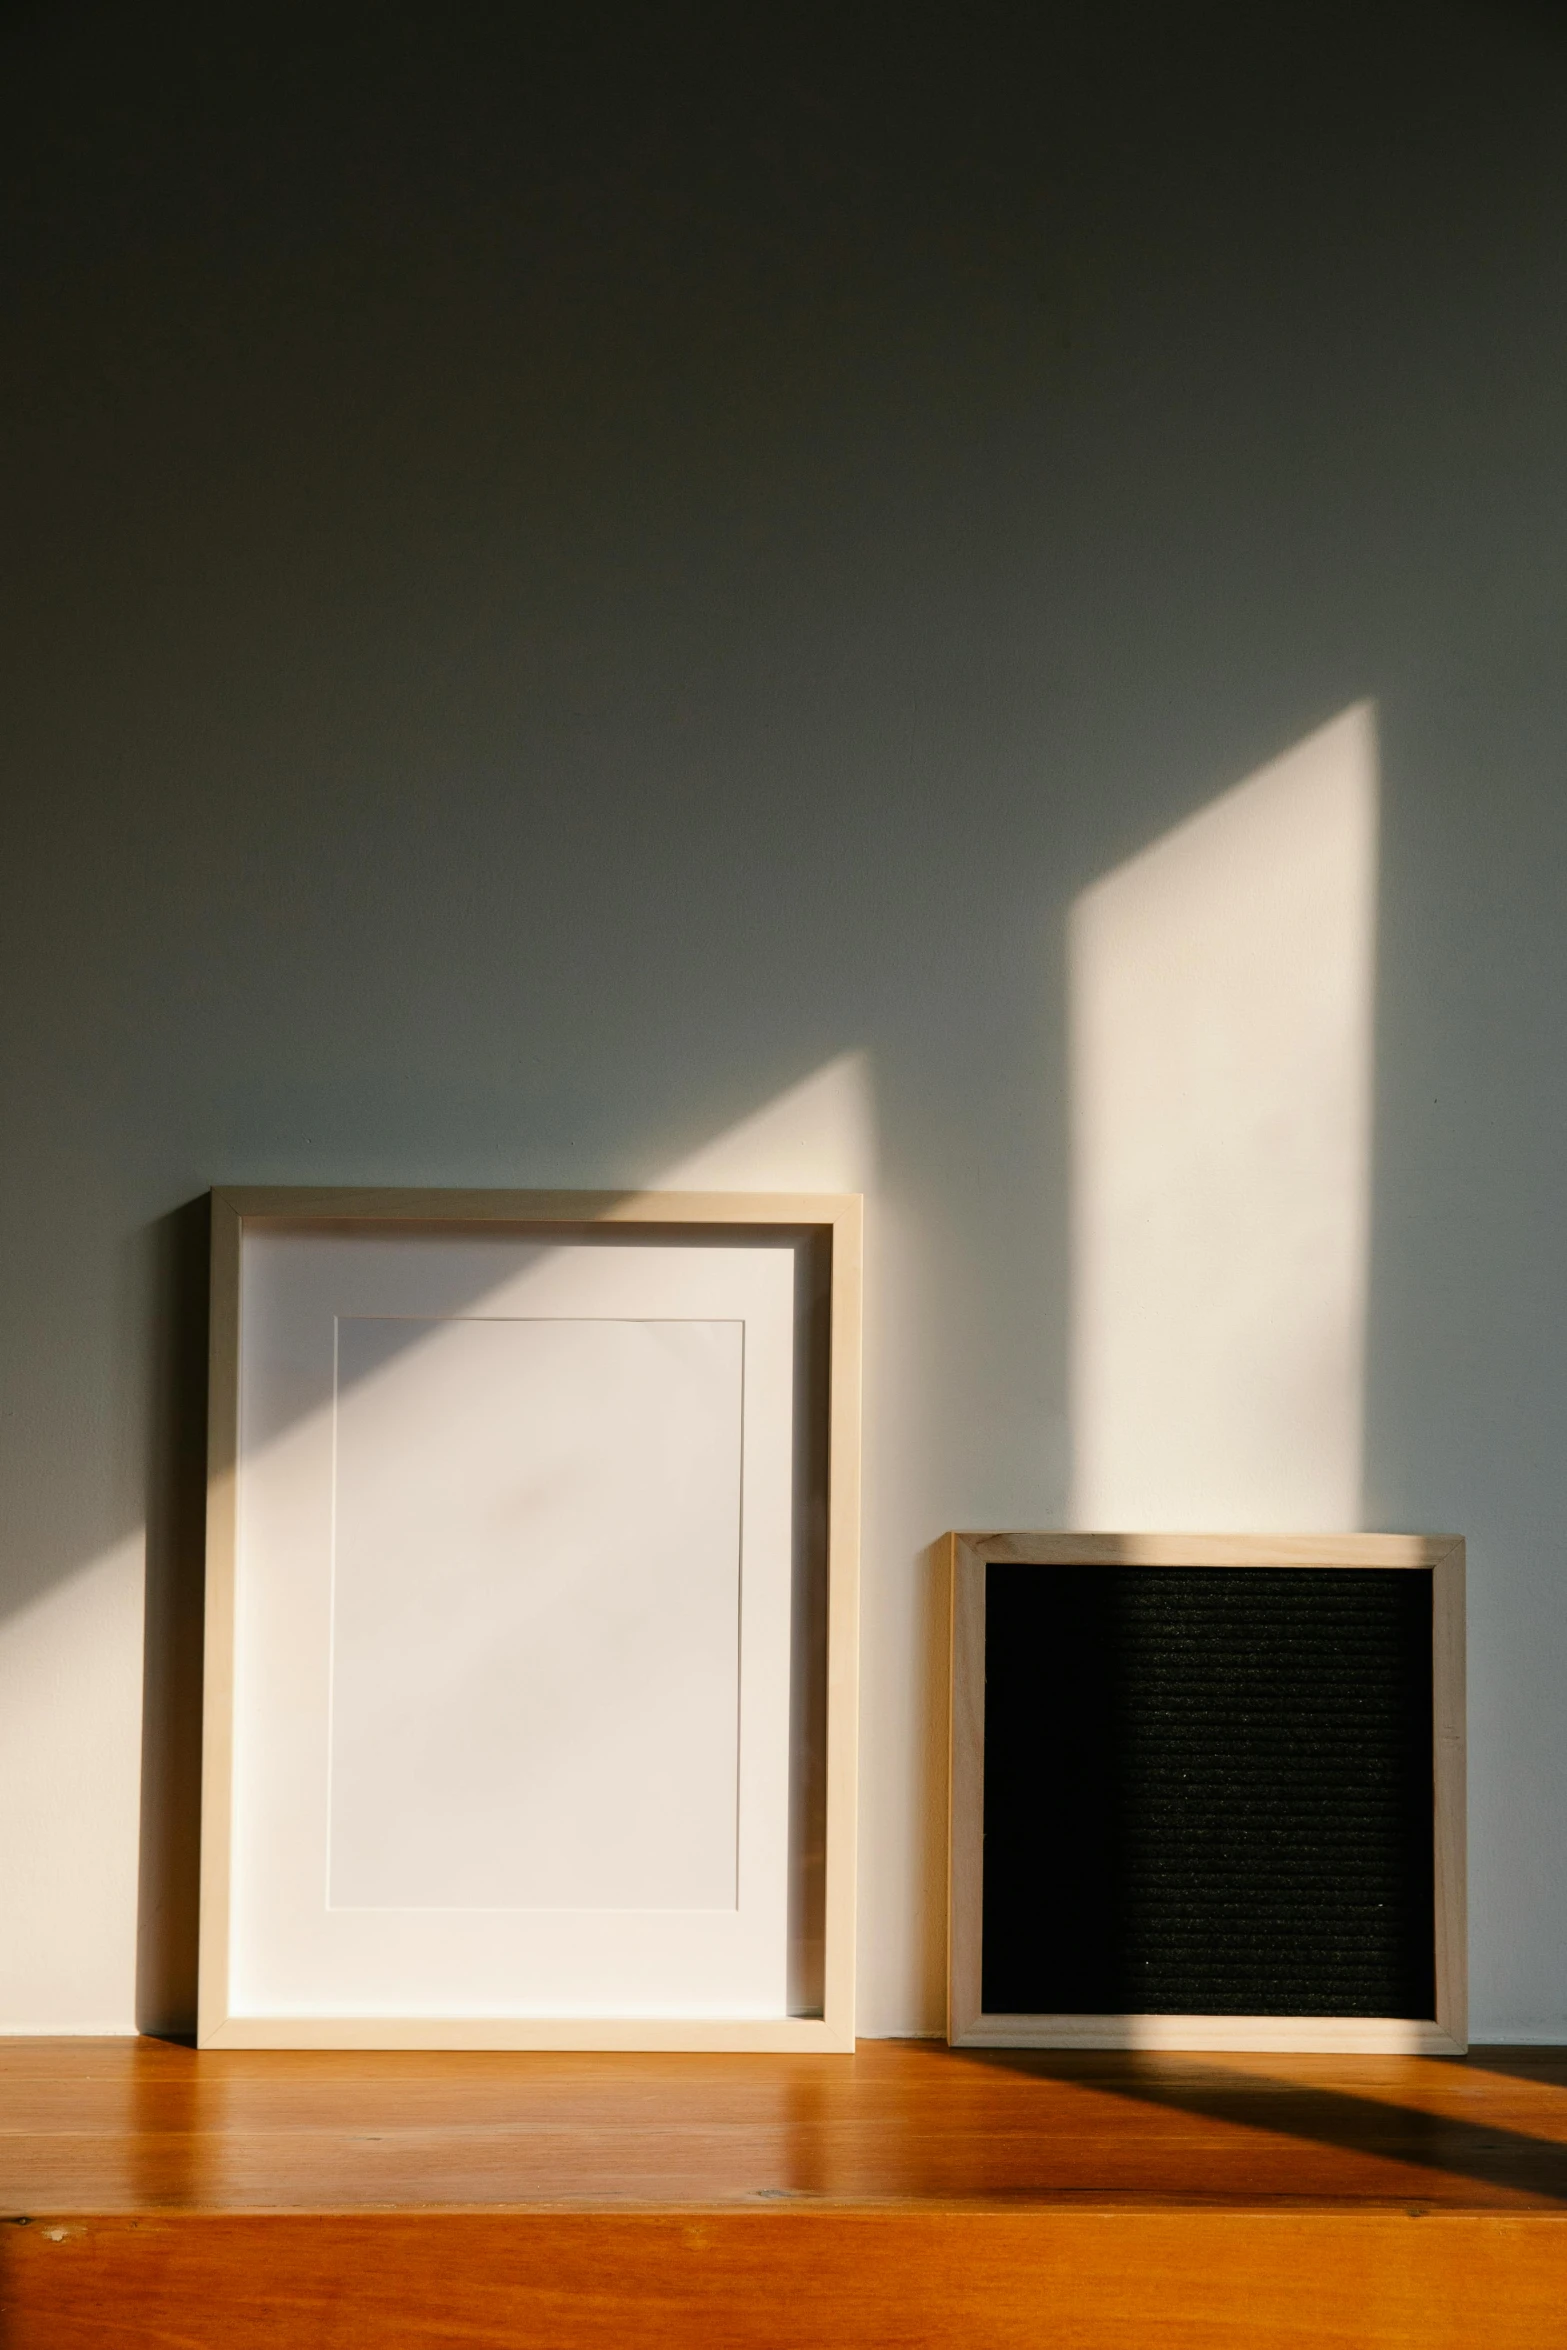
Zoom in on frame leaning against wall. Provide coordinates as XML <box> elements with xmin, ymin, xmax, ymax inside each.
<box><xmin>200</xmin><ymin>1187</ymin><xmax>862</xmax><ymax>2051</ymax></box>
<box><xmin>945</xmin><ymin>1530</ymin><xmax>1466</xmax><ymax>2056</ymax></box>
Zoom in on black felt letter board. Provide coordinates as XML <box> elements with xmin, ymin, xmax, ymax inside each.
<box><xmin>981</xmin><ymin>1565</ymin><xmax>1436</xmax><ymax>2018</ymax></box>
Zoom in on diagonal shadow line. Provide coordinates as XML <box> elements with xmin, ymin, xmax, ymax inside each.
<box><xmin>1456</xmin><ymin>2046</ymin><xmax>1567</xmax><ymax>2090</ymax></box>
<box><xmin>960</xmin><ymin>2049</ymin><xmax>1567</xmax><ymax>2205</ymax></box>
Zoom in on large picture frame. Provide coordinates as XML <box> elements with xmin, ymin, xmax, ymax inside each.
<box><xmin>946</xmin><ymin>1531</ymin><xmax>1465</xmax><ymax>2055</ymax></box>
<box><xmin>200</xmin><ymin>1187</ymin><xmax>861</xmax><ymax>2051</ymax></box>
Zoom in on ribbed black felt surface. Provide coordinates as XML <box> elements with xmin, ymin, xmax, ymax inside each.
<box><xmin>981</xmin><ymin>1565</ymin><xmax>1436</xmax><ymax>2018</ymax></box>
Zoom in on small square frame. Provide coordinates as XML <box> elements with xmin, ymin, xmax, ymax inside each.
<box><xmin>945</xmin><ymin>1530</ymin><xmax>1466</xmax><ymax>2054</ymax></box>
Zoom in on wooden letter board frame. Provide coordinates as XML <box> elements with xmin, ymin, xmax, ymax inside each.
<box><xmin>201</xmin><ymin>1187</ymin><xmax>862</xmax><ymax>2051</ymax></box>
<box><xmin>945</xmin><ymin>1531</ymin><xmax>1466</xmax><ymax>2054</ymax></box>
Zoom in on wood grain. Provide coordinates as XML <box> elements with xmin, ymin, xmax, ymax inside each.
<box><xmin>947</xmin><ymin>1532</ymin><xmax>985</xmax><ymax>2043</ymax></box>
<box><xmin>7</xmin><ymin>2208</ymin><xmax>1567</xmax><ymax>2350</ymax></box>
<box><xmin>196</xmin><ymin>1191</ymin><xmax>241</xmax><ymax>2049</ymax></box>
<box><xmin>4</xmin><ymin>2038</ymin><xmax>1565</xmax><ymax>2213</ymax></box>
<box><xmin>1432</xmin><ymin>1544</ymin><xmax>1468</xmax><ymax>2047</ymax></box>
<box><xmin>3</xmin><ymin>2040</ymin><xmax>1566</xmax><ymax>2349</ymax></box>
<box><xmin>955</xmin><ymin>1530</ymin><xmax>1463</xmax><ymax>1569</ymax></box>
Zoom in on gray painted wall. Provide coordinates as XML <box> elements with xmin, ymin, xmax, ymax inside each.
<box><xmin>3</xmin><ymin>0</ymin><xmax>1566</xmax><ymax>2036</ymax></box>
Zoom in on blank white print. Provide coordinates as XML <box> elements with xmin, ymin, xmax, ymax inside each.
<box><xmin>328</xmin><ymin>1316</ymin><xmax>744</xmax><ymax>1913</ymax></box>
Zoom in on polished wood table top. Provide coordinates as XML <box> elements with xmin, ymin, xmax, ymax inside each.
<box><xmin>4</xmin><ymin>2035</ymin><xmax>1565</xmax><ymax>2215</ymax></box>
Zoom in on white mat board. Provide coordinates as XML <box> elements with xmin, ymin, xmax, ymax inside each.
<box><xmin>229</xmin><ymin>1232</ymin><xmax>798</xmax><ymax>2020</ymax></box>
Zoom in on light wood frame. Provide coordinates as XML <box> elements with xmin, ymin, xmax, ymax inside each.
<box><xmin>945</xmin><ymin>1531</ymin><xmax>1466</xmax><ymax>2055</ymax></box>
<box><xmin>201</xmin><ymin>1186</ymin><xmax>862</xmax><ymax>2052</ymax></box>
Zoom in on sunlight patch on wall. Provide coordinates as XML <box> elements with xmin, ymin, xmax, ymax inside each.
<box><xmin>0</xmin><ymin>1535</ymin><xmax>144</xmax><ymax>2030</ymax></box>
<box><xmin>1069</xmin><ymin>704</ymin><xmax>1379</xmax><ymax>1532</ymax></box>
<box><xmin>660</xmin><ymin>1051</ymin><xmax>876</xmax><ymax>1193</ymax></box>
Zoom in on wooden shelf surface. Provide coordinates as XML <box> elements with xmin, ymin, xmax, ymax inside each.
<box><xmin>3</xmin><ymin>2036</ymin><xmax>1566</xmax><ymax>2346</ymax></box>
